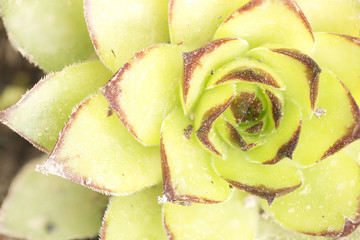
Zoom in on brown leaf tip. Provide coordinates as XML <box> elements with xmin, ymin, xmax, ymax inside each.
<box><xmin>245</xmin><ymin>121</ymin><xmax>264</xmax><ymax>134</ymax></box>
<box><xmin>321</xmin><ymin>83</ymin><xmax>360</xmax><ymax>160</ymax></box>
<box><xmin>302</xmin><ymin>218</ymin><xmax>360</xmax><ymax>237</ymax></box>
<box><xmin>227</xmin><ymin>179</ymin><xmax>302</xmax><ymax>206</ymax></box>
<box><xmin>265</xmin><ymin>90</ymin><xmax>283</xmax><ymax>129</ymax></box>
<box><xmin>272</xmin><ymin>48</ymin><xmax>321</xmax><ymax>110</ymax></box>
<box><xmin>196</xmin><ymin>97</ymin><xmax>233</xmax><ymax>156</ymax></box>
<box><xmin>263</xmin><ymin>120</ymin><xmax>302</xmax><ymax>165</ymax></box>
<box><xmin>160</xmin><ymin>136</ymin><xmax>223</xmax><ymax>204</ymax></box>
<box><xmin>226</xmin><ymin>121</ymin><xmax>256</xmax><ymax>151</ymax></box>
<box><xmin>182</xmin><ymin>38</ymin><xmax>238</xmax><ymax>104</ymax></box>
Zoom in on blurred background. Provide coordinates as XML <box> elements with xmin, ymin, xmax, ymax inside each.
<box><xmin>0</xmin><ymin>17</ymin><xmax>43</xmax><ymax>240</ymax></box>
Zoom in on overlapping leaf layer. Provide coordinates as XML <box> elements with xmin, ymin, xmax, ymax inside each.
<box><xmin>1</xmin><ymin>0</ymin><xmax>360</xmax><ymax>239</ymax></box>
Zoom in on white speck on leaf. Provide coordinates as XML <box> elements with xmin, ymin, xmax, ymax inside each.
<box><xmin>314</xmin><ymin>107</ymin><xmax>327</xmax><ymax>118</ymax></box>
<box><xmin>243</xmin><ymin>195</ymin><xmax>257</xmax><ymax>208</ymax></box>
<box><xmin>158</xmin><ymin>195</ymin><xmax>168</xmax><ymax>204</ymax></box>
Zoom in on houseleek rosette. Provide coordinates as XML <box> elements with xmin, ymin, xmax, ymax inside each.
<box><xmin>1</xmin><ymin>0</ymin><xmax>360</xmax><ymax>239</ymax></box>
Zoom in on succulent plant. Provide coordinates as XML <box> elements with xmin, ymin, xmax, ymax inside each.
<box><xmin>1</xmin><ymin>0</ymin><xmax>360</xmax><ymax>239</ymax></box>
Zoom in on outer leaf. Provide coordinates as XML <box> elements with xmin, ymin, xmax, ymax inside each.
<box><xmin>101</xmin><ymin>185</ymin><xmax>167</xmax><ymax>240</ymax></box>
<box><xmin>0</xmin><ymin>61</ymin><xmax>113</xmax><ymax>152</ymax></box>
<box><xmin>312</xmin><ymin>32</ymin><xmax>360</xmax><ymax>105</ymax></box>
<box><xmin>85</xmin><ymin>0</ymin><xmax>170</xmax><ymax>72</ymax></box>
<box><xmin>293</xmin><ymin>70</ymin><xmax>360</xmax><ymax>166</ymax></box>
<box><xmin>103</xmin><ymin>45</ymin><xmax>183</xmax><ymax>146</ymax></box>
<box><xmin>163</xmin><ymin>190</ymin><xmax>258</xmax><ymax>239</ymax></box>
<box><xmin>296</xmin><ymin>0</ymin><xmax>360</xmax><ymax>37</ymax></box>
<box><xmin>37</xmin><ymin>93</ymin><xmax>162</xmax><ymax>195</ymax></box>
<box><xmin>256</xmin><ymin>212</ymin><xmax>326</xmax><ymax>240</ymax></box>
<box><xmin>215</xmin><ymin>0</ymin><xmax>315</xmax><ymax>54</ymax></box>
<box><xmin>0</xmin><ymin>0</ymin><xmax>94</xmax><ymax>72</ymax></box>
<box><xmin>161</xmin><ymin>109</ymin><xmax>231</xmax><ymax>203</ymax></box>
<box><xmin>0</xmin><ymin>157</ymin><xmax>108</xmax><ymax>240</ymax></box>
<box><xmin>169</xmin><ymin>0</ymin><xmax>251</xmax><ymax>50</ymax></box>
<box><xmin>213</xmin><ymin>147</ymin><xmax>302</xmax><ymax>205</ymax></box>
<box><xmin>265</xmin><ymin>141</ymin><xmax>360</xmax><ymax>237</ymax></box>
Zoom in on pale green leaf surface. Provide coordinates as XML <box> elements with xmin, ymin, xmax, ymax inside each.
<box><xmin>206</xmin><ymin>57</ymin><xmax>284</xmax><ymax>90</ymax></box>
<box><xmin>215</xmin><ymin>0</ymin><xmax>315</xmax><ymax>54</ymax></box>
<box><xmin>163</xmin><ymin>190</ymin><xmax>258</xmax><ymax>240</ymax></box>
<box><xmin>101</xmin><ymin>185</ymin><xmax>167</xmax><ymax>240</ymax></box>
<box><xmin>194</xmin><ymin>83</ymin><xmax>235</xmax><ymax>156</ymax></box>
<box><xmin>312</xmin><ymin>32</ymin><xmax>360</xmax><ymax>105</ymax></box>
<box><xmin>103</xmin><ymin>45</ymin><xmax>183</xmax><ymax>146</ymax></box>
<box><xmin>293</xmin><ymin>70</ymin><xmax>359</xmax><ymax>166</ymax></box>
<box><xmin>296</xmin><ymin>0</ymin><xmax>360</xmax><ymax>38</ymax></box>
<box><xmin>161</xmin><ymin>108</ymin><xmax>231</xmax><ymax>203</ymax></box>
<box><xmin>242</xmin><ymin>100</ymin><xmax>301</xmax><ymax>164</ymax></box>
<box><xmin>0</xmin><ymin>156</ymin><xmax>108</xmax><ymax>240</ymax></box>
<box><xmin>38</xmin><ymin>93</ymin><xmax>162</xmax><ymax>195</ymax></box>
<box><xmin>0</xmin><ymin>0</ymin><xmax>95</xmax><ymax>72</ymax></box>
<box><xmin>169</xmin><ymin>0</ymin><xmax>251</xmax><ymax>50</ymax></box>
<box><xmin>213</xmin><ymin>148</ymin><xmax>302</xmax><ymax>201</ymax></box>
<box><xmin>85</xmin><ymin>0</ymin><xmax>170</xmax><ymax>72</ymax></box>
<box><xmin>182</xmin><ymin>38</ymin><xmax>249</xmax><ymax>113</ymax></box>
<box><xmin>0</xmin><ymin>61</ymin><xmax>113</xmax><ymax>152</ymax></box>
<box><xmin>247</xmin><ymin>47</ymin><xmax>316</xmax><ymax>119</ymax></box>
<box><xmin>265</xmin><ymin>142</ymin><xmax>360</xmax><ymax>236</ymax></box>
<box><xmin>256</xmin><ymin>212</ymin><xmax>332</xmax><ymax>240</ymax></box>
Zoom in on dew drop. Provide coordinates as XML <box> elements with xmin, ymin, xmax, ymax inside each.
<box><xmin>288</xmin><ymin>208</ymin><xmax>295</xmax><ymax>213</ymax></box>
<box><xmin>305</xmin><ymin>205</ymin><xmax>311</xmax><ymax>210</ymax></box>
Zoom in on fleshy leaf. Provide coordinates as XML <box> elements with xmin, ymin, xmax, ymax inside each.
<box><xmin>194</xmin><ymin>83</ymin><xmax>235</xmax><ymax>156</ymax></box>
<box><xmin>37</xmin><ymin>93</ymin><xmax>162</xmax><ymax>195</ymax></box>
<box><xmin>0</xmin><ymin>0</ymin><xmax>94</xmax><ymax>72</ymax></box>
<box><xmin>240</xmin><ymin>99</ymin><xmax>302</xmax><ymax>164</ymax></box>
<box><xmin>296</xmin><ymin>0</ymin><xmax>360</xmax><ymax>38</ymax></box>
<box><xmin>0</xmin><ymin>157</ymin><xmax>108</xmax><ymax>240</ymax></box>
<box><xmin>161</xmin><ymin>108</ymin><xmax>231</xmax><ymax>203</ymax></box>
<box><xmin>256</xmin><ymin>211</ymin><xmax>324</xmax><ymax>240</ymax></box>
<box><xmin>85</xmin><ymin>0</ymin><xmax>170</xmax><ymax>72</ymax></box>
<box><xmin>103</xmin><ymin>45</ymin><xmax>183</xmax><ymax>146</ymax></box>
<box><xmin>163</xmin><ymin>190</ymin><xmax>258</xmax><ymax>239</ymax></box>
<box><xmin>213</xmin><ymin>147</ymin><xmax>302</xmax><ymax>205</ymax></box>
<box><xmin>182</xmin><ymin>38</ymin><xmax>249</xmax><ymax>113</ymax></box>
<box><xmin>206</xmin><ymin>57</ymin><xmax>284</xmax><ymax>89</ymax></box>
<box><xmin>247</xmin><ymin>47</ymin><xmax>321</xmax><ymax>118</ymax></box>
<box><xmin>169</xmin><ymin>0</ymin><xmax>251</xmax><ymax>50</ymax></box>
<box><xmin>0</xmin><ymin>61</ymin><xmax>113</xmax><ymax>152</ymax></box>
<box><xmin>101</xmin><ymin>185</ymin><xmax>167</xmax><ymax>240</ymax></box>
<box><xmin>214</xmin><ymin>0</ymin><xmax>315</xmax><ymax>54</ymax></box>
<box><xmin>294</xmin><ymin>70</ymin><xmax>360</xmax><ymax>166</ymax></box>
<box><xmin>312</xmin><ymin>32</ymin><xmax>360</xmax><ymax>105</ymax></box>
<box><xmin>265</xmin><ymin>141</ymin><xmax>360</xmax><ymax>237</ymax></box>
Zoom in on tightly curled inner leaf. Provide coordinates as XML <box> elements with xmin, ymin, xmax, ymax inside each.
<box><xmin>2</xmin><ymin>0</ymin><xmax>360</xmax><ymax>239</ymax></box>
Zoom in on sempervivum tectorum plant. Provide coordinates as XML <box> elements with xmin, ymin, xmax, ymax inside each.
<box><xmin>1</xmin><ymin>0</ymin><xmax>360</xmax><ymax>239</ymax></box>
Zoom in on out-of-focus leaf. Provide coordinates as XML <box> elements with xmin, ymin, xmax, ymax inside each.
<box><xmin>0</xmin><ymin>156</ymin><xmax>109</xmax><ymax>240</ymax></box>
